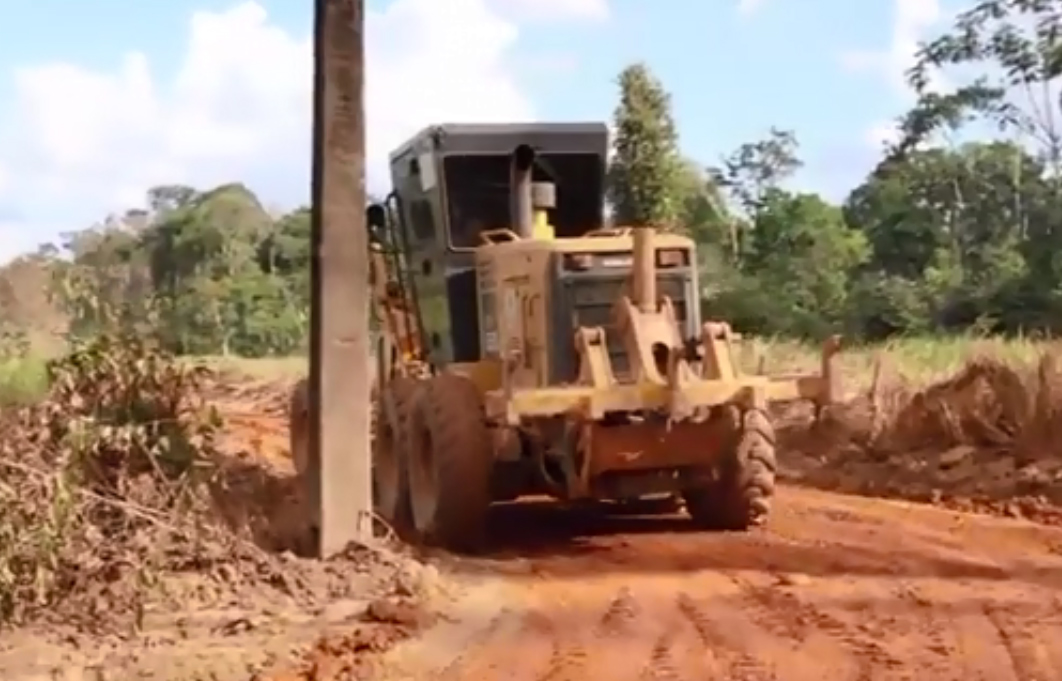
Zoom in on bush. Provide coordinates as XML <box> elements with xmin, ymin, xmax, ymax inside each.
<box><xmin>0</xmin><ymin>328</ymin><xmax>226</xmax><ymax>629</ymax></box>
<box><xmin>0</xmin><ymin>356</ymin><xmax>49</xmax><ymax>406</ymax></box>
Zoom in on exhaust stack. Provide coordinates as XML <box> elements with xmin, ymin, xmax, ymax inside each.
<box><xmin>631</xmin><ymin>226</ymin><xmax>656</xmax><ymax>313</ymax></box>
<box><xmin>511</xmin><ymin>144</ymin><xmax>536</xmax><ymax>238</ymax></box>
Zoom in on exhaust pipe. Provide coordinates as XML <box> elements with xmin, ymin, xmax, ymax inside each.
<box><xmin>511</xmin><ymin>144</ymin><xmax>535</xmax><ymax>238</ymax></box>
<box><xmin>632</xmin><ymin>226</ymin><xmax>656</xmax><ymax>313</ymax></box>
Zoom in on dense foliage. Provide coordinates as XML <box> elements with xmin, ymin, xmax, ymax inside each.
<box><xmin>3</xmin><ymin>0</ymin><xmax>1061</xmax><ymax>355</ymax></box>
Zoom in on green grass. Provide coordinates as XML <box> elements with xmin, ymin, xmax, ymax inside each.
<box><xmin>196</xmin><ymin>336</ymin><xmax>1059</xmax><ymax>392</ymax></box>
<box><xmin>193</xmin><ymin>355</ymin><xmax>308</xmax><ymax>382</ymax></box>
<box><xmin>0</xmin><ymin>353</ymin><xmax>309</xmax><ymax>408</ymax></box>
<box><xmin>4</xmin><ymin>336</ymin><xmax>1053</xmax><ymax>407</ymax></box>
<box><xmin>0</xmin><ymin>355</ymin><xmax>50</xmax><ymax>406</ymax></box>
<box><xmin>754</xmin><ymin>335</ymin><xmax>1055</xmax><ymax>389</ymax></box>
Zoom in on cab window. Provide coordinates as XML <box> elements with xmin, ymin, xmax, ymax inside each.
<box><xmin>442</xmin><ymin>152</ymin><xmax>604</xmax><ymax>248</ymax></box>
<box><xmin>408</xmin><ymin>198</ymin><xmax>436</xmax><ymax>242</ymax></box>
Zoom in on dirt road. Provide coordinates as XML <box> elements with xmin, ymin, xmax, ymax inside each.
<box><xmin>376</xmin><ymin>485</ymin><xmax>1062</xmax><ymax>681</ymax></box>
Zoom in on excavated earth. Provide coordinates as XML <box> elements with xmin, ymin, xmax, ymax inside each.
<box><xmin>293</xmin><ymin>353</ymin><xmax>1062</xmax><ymax>681</ymax></box>
<box><xmin>8</xmin><ymin>365</ymin><xmax>1062</xmax><ymax>680</ymax></box>
<box><xmin>369</xmin><ymin>489</ymin><xmax>1062</xmax><ymax>680</ymax></box>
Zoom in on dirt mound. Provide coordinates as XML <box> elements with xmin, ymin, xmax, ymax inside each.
<box><xmin>205</xmin><ymin>369</ymin><xmax>295</xmax><ymax>417</ymax></box>
<box><xmin>0</xmin><ymin>334</ymin><xmax>437</xmax><ymax>680</ymax></box>
<box><xmin>254</xmin><ymin>595</ymin><xmax>435</xmax><ymax>681</ymax></box>
<box><xmin>778</xmin><ymin>349</ymin><xmax>1062</xmax><ymax>523</ymax></box>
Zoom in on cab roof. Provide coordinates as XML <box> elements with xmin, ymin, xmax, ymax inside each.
<box><xmin>388</xmin><ymin>122</ymin><xmax>609</xmax><ymax>163</ymax></box>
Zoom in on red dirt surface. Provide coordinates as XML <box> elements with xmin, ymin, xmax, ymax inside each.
<box><xmin>11</xmin><ymin>361</ymin><xmax>1060</xmax><ymax>680</ymax></box>
<box><xmin>373</xmin><ymin>488</ymin><xmax>1062</xmax><ymax>680</ymax></box>
<box><xmin>230</xmin><ymin>360</ymin><xmax>1062</xmax><ymax>681</ymax></box>
<box><xmin>0</xmin><ymin>373</ymin><xmax>437</xmax><ymax>681</ymax></box>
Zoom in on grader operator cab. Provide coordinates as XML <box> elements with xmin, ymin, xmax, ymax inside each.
<box><xmin>299</xmin><ymin>121</ymin><xmax>842</xmax><ymax>552</ymax></box>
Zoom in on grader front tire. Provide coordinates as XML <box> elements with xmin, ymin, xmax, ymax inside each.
<box><xmin>405</xmin><ymin>374</ymin><xmax>493</xmax><ymax>552</ymax></box>
<box><xmin>684</xmin><ymin>407</ymin><xmax>777</xmax><ymax>531</ymax></box>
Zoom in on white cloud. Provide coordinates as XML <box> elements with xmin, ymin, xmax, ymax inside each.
<box><xmin>0</xmin><ymin>0</ymin><xmax>539</xmax><ymax>261</ymax></box>
<box><xmin>492</xmin><ymin>0</ymin><xmax>608</xmax><ymax>22</ymax></box>
<box><xmin>736</xmin><ymin>0</ymin><xmax>766</xmax><ymax>15</ymax></box>
<box><xmin>840</xmin><ymin>0</ymin><xmax>953</xmax><ymax>149</ymax></box>
<box><xmin>865</xmin><ymin>120</ymin><xmax>902</xmax><ymax>149</ymax></box>
<box><xmin>840</xmin><ymin>0</ymin><xmax>945</xmax><ymax>95</ymax></box>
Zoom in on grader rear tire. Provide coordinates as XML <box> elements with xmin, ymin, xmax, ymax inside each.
<box><xmin>289</xmin><ymin>376</ymin><xmax>406</xmax><ymax>537</ymax></box>
<box><xmin>684</xmin><ymin>406</ymin><xmax>776</xmax><ymax>530</ymax></box>
<box><xmin>373</xmin><ymin>378</ymin><xmax>417</xmax><ymax>538</ymax></box>
<box><xmin>287</xmin><ymin>378</ymin><xmax>319</xmax><ymax>532</ymax></box>
<box><xmin>405</xmin><ymin>374</ymin><xmax>492</xmax><ymax>552</ymax></box>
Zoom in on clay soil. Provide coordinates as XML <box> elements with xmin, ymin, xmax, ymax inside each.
<box><xmin>0</xmin><ymin>373</ymin><xmax>444</xmax><ymax>681</ymax></box>
<box><xmin>373</xmin><ymin>489</ymin><xmax>1062</xmax><ymax>680</ymax></box>
<box><xmin>8</xmin><ymin>353</ymin><xmax>1062</xmax><ymax>680</ymax></box>
<box><xmin>349</xmin><ymin>352</ymin><xmax>1062</xmax><ymax>680</ymax></box>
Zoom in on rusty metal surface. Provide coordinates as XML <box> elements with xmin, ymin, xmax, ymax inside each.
<box><xmin>630</xmin><ymin>227</ymin><xmax>656</xmax><ymax>314</ymax></box>
<box><xmin>582</xmin><ymin>418</ymin><xmax>730</xmax><ymax>477</ymax></box>
<box><xmin>510</xmin><ymin>145</ymin><xmax>535</xmax><ymax>239</ymax></box>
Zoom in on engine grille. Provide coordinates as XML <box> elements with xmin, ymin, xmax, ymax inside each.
<box><xmin>557</xmin><ymin>274</ymin><xmax>690</xmax><ymax>382</ymax></box>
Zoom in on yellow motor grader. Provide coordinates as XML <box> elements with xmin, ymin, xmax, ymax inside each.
<box><xmin>291</xmin><ymin>121</ymin><xmax>841</xmax><ymax>552</ymax></box>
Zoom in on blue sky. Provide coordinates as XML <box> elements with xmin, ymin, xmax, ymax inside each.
<box><xmin>0</xmin><ymin>0</ymin><xmax>961</xmax><ymax>262</ymax></box>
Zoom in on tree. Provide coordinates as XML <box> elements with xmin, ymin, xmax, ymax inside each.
<box><xmin>9</xmin><ymin>36</ymin><xmax>1062</xmax><ymax>351</ymax></box>
<box><xmin>607</xmin><ymin>63</ymin><xmax>684</xmax><ymax>227</ymax></box>
<box><xmin>705</xmin><ymin>128</ymin><xmax>802</xmax><ymax>265</ymax></box>
<box><xmin>712</xmin><ymin>191</ymin><xmax>868</xmax><ymax>337</ymax></box>
<box><xmin>673</xmin><ymin>158</ymin><xmax>731</xmax><ymax>247</ymax></box>
<box><xmin>901</xmin><ymin>0</ymin><xmax>1062</xmax><ymax>171</ymax></box>
<box><xmin>844</xmin><ymin>138</ymin><xmax>1062</xmax><ymax>335</ymax></box>
<box><xmin>147</xmin><ymin>184</ymin><xmax>199</xmax><ymax>215</ymax></box>
<box><xmin>710</xmin><ymin>128</ymin><xmax>802</xmax><ymax>215</ymax></box>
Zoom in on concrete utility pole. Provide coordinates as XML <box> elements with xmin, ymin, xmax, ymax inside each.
<box><xmin>308</xmin><ymin>0</ymin><xmax>371</xmax><ymax>557</ymax></box>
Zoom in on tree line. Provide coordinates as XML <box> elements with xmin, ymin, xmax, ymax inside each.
<box><xmin>2</xmin><ymin>0</ymin><xmax>1060</xmax><ymax>357</ymax></box>
<box><xmin>608</xmin><ymin>0</ymin><xmax>1062</xmax><ymax>340</ymax></box>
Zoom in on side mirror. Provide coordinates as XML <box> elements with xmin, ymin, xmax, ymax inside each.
<box><xmin>366</xmin><ymin>203</ymin><xmax>387</xmax><ymax>230</ymax></box>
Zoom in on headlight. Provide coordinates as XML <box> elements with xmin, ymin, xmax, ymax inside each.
<box><xmin>563</xmin><ymin>253</ymin><xmax>594</xmax><ymax>270</ymax></box>
<box><xmin>656</xmin><ymin>249</ymin><xmax>688</xmax><ymax>268</ymax></box>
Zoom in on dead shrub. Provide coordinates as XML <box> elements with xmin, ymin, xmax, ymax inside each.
<box><xmin>0</xmin><ymin>328</ymin><xmax>239</xmax><ymax>630</ymax></box>
<box><xmin>883</xmin><ymin>357</ymin><xmax>1028</xmax><ymax>450</ymax></box>
<box><xmin>848</xmin><ymin>349</ymin><xmax>1062</xmax><ymax>460</ymax></box>
<box><xmin>1015</xmin><ymin>352</ymin><xmax>1062</xmax><ymax>462</ymax></box>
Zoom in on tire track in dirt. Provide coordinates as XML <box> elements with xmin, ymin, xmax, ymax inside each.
<box><xmin>577</xmin><ymin>587</ymin><xmax>673</xmax><ymax>680</ymax></box>
<box><xmin>393</xmin><ymin>572</ymin><xmax>1062</xmax><ymax>680</ymax></box>
<box><xmin>889</xmin><ymin>583</ymin><xmax>963</xmax><ymax>680</ymax></box>
<box><xmin>537</xmin><ymin>585</ymin><xmax>748</xmax><ymax>681</ymax></box>
<box><xmin>637</xmin><ymin>624</ymin><xmax>682</xmax><ymax>681</ymax></box>
<box><xmin>985</xmin><ymin>603</ymin><xmax>1059</xmax><ymax>681</ymax></box>
<box><xmin>379</xmin><ymin>485</ymin><xmax>1062</xmax><ymax>681</ymax></box>
<box><xmin>532</xmin><ymin>613</ymin><xmax>586</xmax><ymax>681</ymax></box>
<box><xmin>431</xmin><ymin>587</ymin><xmax>675</xmax><ymax>681</ymax></box>
<box><xmin>949</xmin><ymin>601</ymin><xmax>1019</xmax><ymax>681</ymax></box>
<box><xmin>1045</xmin><ymin>596</ymin><xmax>1062</xmax><ymax>675</ymax></box>
<box><xmin>434</xmin><ymin>609</ymin><xmax>516</xmax><ymax>680</ymax></box>
<box><xmin>674</xmin><ymin>591</ymin><xmax>772</xmax><ymax>680</ymax></box>
<box><xmin>726</xmin><ymin>571</ymin><xmax>901</xmax><ymax>680</ymax></box>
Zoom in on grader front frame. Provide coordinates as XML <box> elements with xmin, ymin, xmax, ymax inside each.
<box><xmin>459</xmin><ymin>223</ymin><xmax>841</xmax><ymax>524</ymax></box>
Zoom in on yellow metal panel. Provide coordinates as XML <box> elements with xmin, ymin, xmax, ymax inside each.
<box><xmin>445</xmin><ymin>360</ymin><xmax>503</xmax><ymax>392</ymax></box>
<box><xmin>484</xmin><ymin>375</ymin><xmax>831</xmax><ymax>424</ymax></box>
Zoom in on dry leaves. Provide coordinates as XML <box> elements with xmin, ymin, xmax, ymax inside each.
<box><xmin>0</xmin><ymin>330</ymin><xmax>265</xmax><ymax>631</ymax></box>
